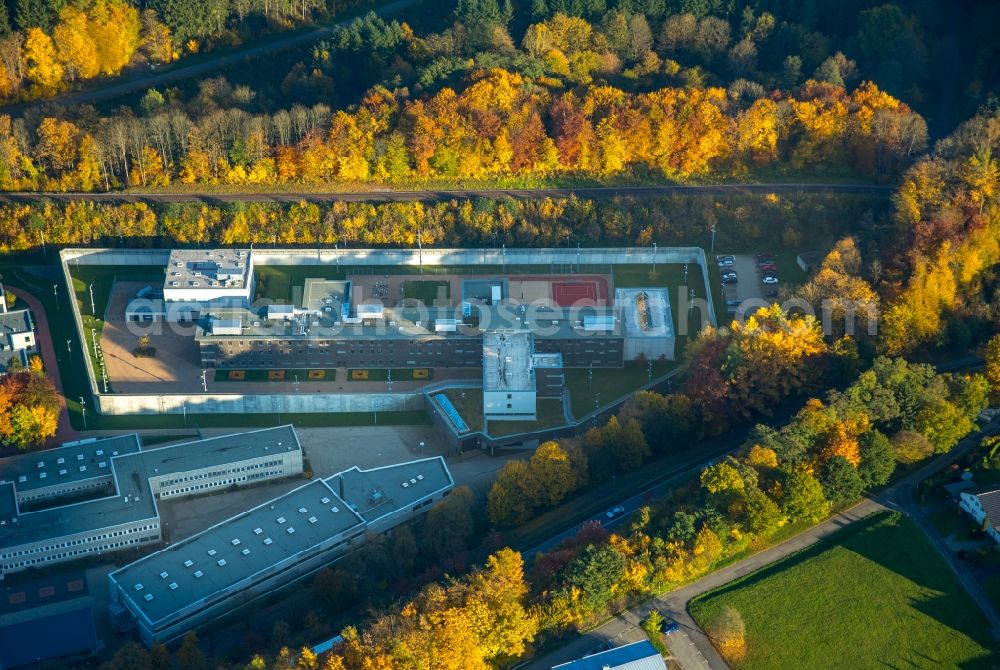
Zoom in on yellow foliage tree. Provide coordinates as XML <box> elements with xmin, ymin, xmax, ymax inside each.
<box><xmin>22</xmin><ymin>28</ymin><xmax>64</xmax><ymax>91</ymax></box>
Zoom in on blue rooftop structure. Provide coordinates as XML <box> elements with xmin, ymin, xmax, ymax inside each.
<box><xmin>435</xmin><ymin>393</ymin><xmax>470</xmax><ymax>433</ymax></box>
<box><xmin>552</xmin><ymin>640</ymin><xmax>666</xmax><ymax>670</ymax></box>
<box><xmin>0</xmin><ymin>606</ymin><xmax>97</xmax><ymax>668</ymax></box>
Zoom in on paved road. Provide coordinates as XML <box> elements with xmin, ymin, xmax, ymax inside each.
<box><xmin>0</xmin><ymin>183</ymin><xmax>894</xmax><ymax>205</ymax></box>
<box><xmin>0</xmin><ymin>0</ymin><xmax>422</xmax><ymax>115</ymax></box>
<box><xmin>527</xmin><ymin>419</ymin><xmax>1000</xmax><ymax>670</ymax></box>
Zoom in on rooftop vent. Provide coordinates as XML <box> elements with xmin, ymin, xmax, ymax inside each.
<box><xmin>58</xmin><ymin>469</ymin><xmax>67</xmax><ymax>476</ymax></box>
<box><xmin>99</xmin><ymin>462</ymin><xmax>107</xmax><ymax>469</ymax></box>
<box><xmin>17</xmin><ymin>475</ymin><xmax>25</xmax><ymax>483</ymax></box>
<box><xmin>207</xmin><ymin>549</ymin><xmax>217</xmax><ymax>556</ymax></box>
<box><xmin>194</xmin><ymin>571</ymin><xmax>203</xmax><ymax>578</ymax></box>
<box><xmin>159</xmin><ymin>572</ymin><xmax>168</xmax><ymax>579</ymax></box>
<box><xmin>79</xmin><ymin>466</ymin><xmax>86</xmax><ymax>472</ymax></box>
<box><xmin>321</xmin><ymin>497</ymin><xmax>330</xmax><ymax>504</ymax></box>
<box><xmin>276</xmin><ymin>516</ymin><xmax>285</xmax><ymax>524</ymax></box>
<box><xmin>184</xmin><ymin>560</ymin><xmax>194</xmax><ymax>567</ymax></box>
<box><xmin>264</xmin><ymin>538</ymin><xmax>273</xmax><ymax>545</ymax></box>
<box><xmin>76</xmin><ymin>454</ymin><xmax>83</xmax><ymax>461</ymax></box>
<box><xmin>231</xmin><ymin>539</ymin><xmax>241</xmax><ymax>546</ymax></box>
<box><xmin>286</xmin><ymin>527</ymin><xmax>295</xmax><ymax>534</ymax></box>
<box><xmin>241</xmin><ymin>548</ymin><xmax>250</xmax><ymax>556</ymax></box>
<box><xmin>133</xmin><ymin>584</ymin><xmax>144</xmax><ymax>591</ymax></box>
<box><xmin>308</xmin><ymin>516</ymin><xmax>317</xmax><ymax>524</ymax></box>
<box><xmin>144</xmin><ymin>594</ymin><xmax>154</xmax><ymax>602</ymax></box>
<box><xmin>402</xmin><ymin>482</ymin><xmax>409</xmax><ymax>488</ymax></box>
<box><xmin>56</xmin><ymin>458</ymin><xmax>64</xmax><ymax>465</ymax></box>
<box><xmin>169</xmin><ymin>583</ymin><xmax>178</xmax><ymax>590</ymax></box>
<box><xmin>298</xmin><ymin>507</ymin><xmax>307</xmax><ymax>514</ymax></box>
<box><xmin>39</xmin><ymin>472</ymin><xmax>46</xmax><ymax>479</ymax></box>
<box><xmin>96</xmin><ymin>450</ymin><xmax>104</xmax><ymax>456</ymax></box>
<box><xmin>417</xmin><ymin>474</ymin><xmax>424</xmax><ymax>481</ymax></box>
<box><xmin>217</xmin><ymin>559</ymin><xmax>227</xmax><ymax>567</ymax></box>
<box><xmin>331</xmin><ymin>506</ymin><xmax>339</xmax><ymax>513</ymax></box>
<box><xmin>253</xmin><ymin>528</ymin><xmax>263</xmax><ymax>535</ymax></box>
<box><xmin>410</xmin><ymin>478</ymin><xmax>417</xmax><ymax>484</ymax></box>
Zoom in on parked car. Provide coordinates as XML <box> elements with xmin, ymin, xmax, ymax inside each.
<box><xmin>606</xmin><ymin>506</ymin><xmax>626</xmax><ymax>520</ymax></box>
<box><xmin>717</xmin><ymin>255</ymin><xmax>735</xmax><ymax>267</ymax></box>
<box><xmin>721</xmin><ymin>271</ymin><xmax>738</xmax><ymax>282</ymax></box>
<box><xmin>758</xmin><ymin>264</ymin><xmax>778</xmax><ymax>273</ymax></box>
<box><xmin>660</xmin><ymin>618</ymin><xmax>680</xmax><ymax>635</ymax></box>
<box><xmin>761</xmin><ymin>274</ymin><xmax>779</xmax><ymax>285</ymax></box>
<box><xmin>722</xmin><ymin>276</ymin><xmax>738</xmax><ymax>285</ymax></box>
<box><xmin>756</xmin><ymin>251</ymin><xmax>774</xmax><ymax>261</ymax></box>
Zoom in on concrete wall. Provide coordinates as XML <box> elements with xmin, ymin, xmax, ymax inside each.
<box><xmin>93</xmin><ymin>390</ymin><xmax>423</xmax><ymax>415</ymax></box>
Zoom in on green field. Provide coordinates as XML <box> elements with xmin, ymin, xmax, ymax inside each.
<box><xmin>487</xmin><ymin>398</ymin><xmax>568</xmax><ymax>436</ymax></box>
<box><xmin>564</xmin><ymin>361</ymin><xmax>677</xmax><ymax>418</ymax></box>
<box><xmin>440</xmin><ymin>388</ymin><xmax>483</xmax><ymax>432</ymax></box>
<box><xmin>402</xmin><ymin>280</ymin><xmax>450</xmax><ymax>306</ymax></box>
<box><xmin>689</xmin><ymin>513</ymin><xmax>997</xmax><ymax>670</ymax></box>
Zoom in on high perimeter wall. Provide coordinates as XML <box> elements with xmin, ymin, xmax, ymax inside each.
<box><xmin>60</xmin><ymin>247</ymin><xmax>713</xmax><ymax>416</ymax></box>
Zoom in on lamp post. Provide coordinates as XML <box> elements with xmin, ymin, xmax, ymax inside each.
<box><xmin>79</xmin><ymin>396</ymin><xmax>86</xmax><ymax>429</ymax></box>
<box><xmin>53</xmin><ymin>284</ymin><xmax>58</xmax><ymax>309</ymax></box>
<box><xmin>89</xmin><ymin>284</ymin><xmax>96</xmax><ymax>314</ymax></box>
<box><xmin>66</xmin><ymin>339</ymin><xmax>71</xmax><ymax>354</ymax></box>
<box><xmin>419</xmin><ymin>441</ymin><xmax>425</xmax><ymax>456</ymax></box>
<box><xmin>200</xmin><ymin>370</ymin><xmax>207</xmax><ymax>392</ymax></box>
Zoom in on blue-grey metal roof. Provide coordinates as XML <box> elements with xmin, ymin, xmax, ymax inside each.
<box><xmin>551</xmin><ymin>640</ymin><xmax>666</xmax><ymax>670</ymax></box>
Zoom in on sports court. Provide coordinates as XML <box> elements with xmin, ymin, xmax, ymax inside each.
<box><xmin>507</xmin><ymin>274</ymin><xmax>611</xmax><ymax>307</ymax></box>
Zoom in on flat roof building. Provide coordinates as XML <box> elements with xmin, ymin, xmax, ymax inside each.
<box><xmin>109</xmin><ymin>457</ymin><xmax>453</xmax><ymax>645</ymax></box>
<box><xmin>0</xmin><ymin>427</ymin><xmax>303</xmax><ymax>579</ymax></box>
<box><xmin>162</xmin><ymin>249</ymin><xmax>254</xmax><ymax>313</ymax></box>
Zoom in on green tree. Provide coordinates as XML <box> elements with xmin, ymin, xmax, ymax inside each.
<box><xmin>487</xmin><ymin>460</ymin><xmax>533</xmax><ymax>526</ymax></box>
<box><xmin>15</xmin><ymin>0</ymin><xmax>50</xmax><ymax>31</ymax></box>
<box><xmin>564</xmin><ymin>544</ymin><xmax>627</xmax><ymax>615</ymax></box>
<box><xmin>819</xmin><ymin>456</ymin><xmax>863</xmax><ymax>508</ymax></box>
<box><xmin>781</xmin><ymin>467</ymin><xmax>829</xmax><ymax>522</ymax></box>
<box><xmin>421</xmin><ymin>485</ymin><xmax>476</xmax><ymax>559</ymax></box>
<box><xmin>743</xmin><ymin>486</ymin><xmax>782</xmax><ymax>536</ymax></box>
<box><xmin>528</xmin><ymin>441</ymin><xmax>578</xmax><ymax>507</ymax></box>
<box><xmin>857</xmin><ymin>430</ymin><xmax>895</xmax><ymax>488</ymax></box>
<box><xmin>915</xmin><ymin>399</ymin><xmax>973</xmax><ymax>453</ymax></box>
<box><xmin>985</xmin><ymin>334</ymin><xmax>1000</xmax><ymax>393</ymax></box>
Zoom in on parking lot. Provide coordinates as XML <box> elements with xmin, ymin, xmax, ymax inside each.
<box><xmin>715</xmin><ymin>253</ymin><xmax>781</xmax><ymax>315</ymax></box>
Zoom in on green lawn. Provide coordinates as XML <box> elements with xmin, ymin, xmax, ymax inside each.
<box><xmin>487</xmin><ymin>398</ymin><xmax>568</xmax><ymax>436</ymax></box>
<box><xmin>689</xmin><ymin>513</ymin><xmax>997</xmax><ymax>670</ymax></box>
<box><xmin>402</xmin><ymin>280</ymin><xmax>450</xmax><ymax>306</ymax></box>
<box><xmin>565</xmin><ymin>361</ymin><xmax>677</xmax><ymax>418</ymax></box>
<box><xmin>214</xmin><ymin>368</ymin><xmax>336</xmax><ymax>382</ymax></box>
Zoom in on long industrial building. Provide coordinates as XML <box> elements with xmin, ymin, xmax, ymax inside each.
<box><xmin>0</xmin><ymin>427</ymin><xmax>303</xmax><ymax>578</ymax></box>
<box><xmin>108</xmin><ymin>457</ymin><xmax>454</xmax><ymax>645</ymax></box>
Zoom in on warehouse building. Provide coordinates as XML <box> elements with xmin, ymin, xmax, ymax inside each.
<box><xmin>0</xmin><ymin>427</ymin><xmax>303</xmax><ymax>579</ymax></box>
<box><xmin>108</xmin><ymin>457</ymin><xmax>454</xmax><ymax>646</ymax></box>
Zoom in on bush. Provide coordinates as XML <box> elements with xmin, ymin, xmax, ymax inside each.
<box><xmin>707</xmin><ymin>605</ymin><xmax>747</xmax><ymax>662</ymax></box>
<box><xmin>891</xmin><ymin>430</ymin><xmax>935</xmax><ymax>464</ymax></box>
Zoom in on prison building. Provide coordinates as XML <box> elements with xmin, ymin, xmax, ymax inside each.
<box><xmin>108</xmin><ymin>457</ymin><xmax>454</xmax><ymax>646</ymax></box>
<box><xmin>615</xmin><ymin>288</ymin><xmax>675</xmax><ymax>361</ymax></box>
<box><xmin>0</xmin><ymin>427</ymin><xmax>304</xmax><ymax>579</ymax></box>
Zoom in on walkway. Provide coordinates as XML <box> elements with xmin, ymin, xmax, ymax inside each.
<box><xmin>7</xmin><ymin>286</ymin><xmax>79</xmax><ymax>444</ymax></box>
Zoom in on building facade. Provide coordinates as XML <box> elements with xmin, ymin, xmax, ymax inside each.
<box><xmin>108</xmin><ymin>457</ymin><xmax>454</xmax><ymax>646</ymax></box>
<box><xmin>0</xmin><ymin>427</ymin><xmax>303</xmax><ymax>579</ymax></box>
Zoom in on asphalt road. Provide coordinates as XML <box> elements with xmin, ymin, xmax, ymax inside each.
<box><xmin>0</xmin><ymin>0</ymin><xmax>422</xmax><ymax>116</ymax></box>
<box><xmin>0</xmin><ymin>183</ymin><xmax>894</xmax><ymax>205</ymax></box>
